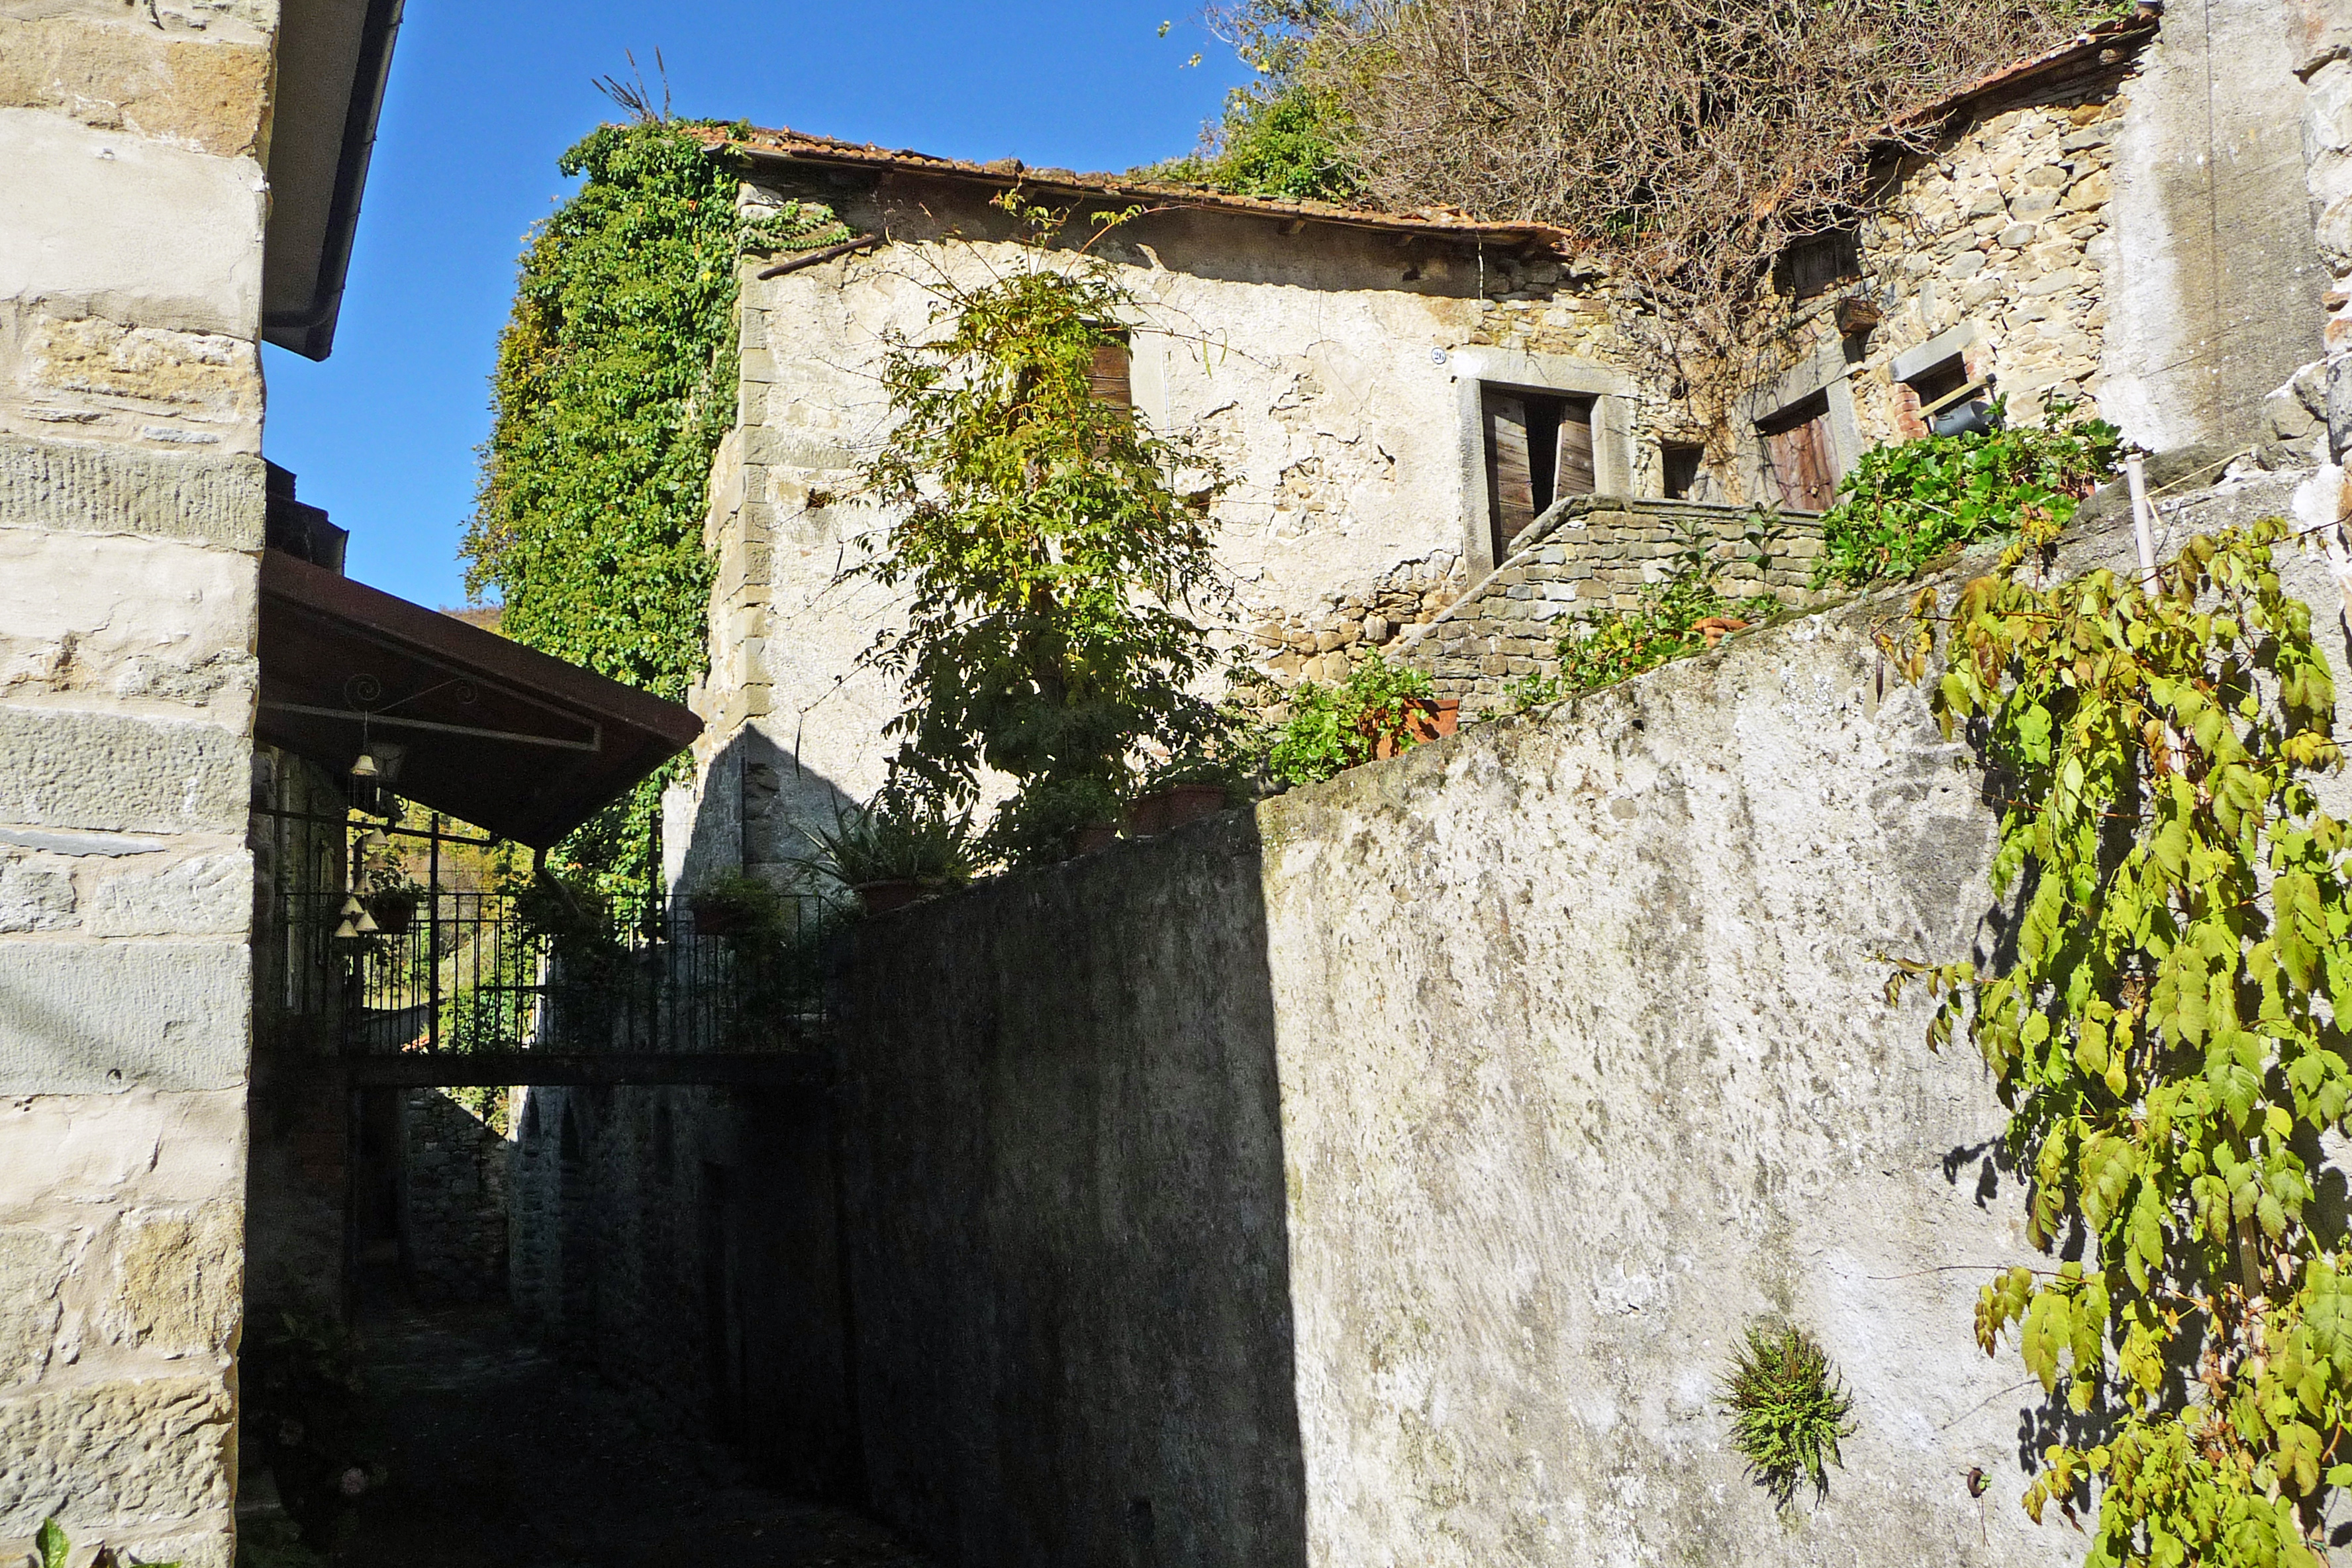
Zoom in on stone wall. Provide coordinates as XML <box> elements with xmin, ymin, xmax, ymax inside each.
<box><xmin>1397</xmin><ymin>496</ymin><xmax>1828</xmax><ymax>710</ymax></box>
<box><xmin>0</xmin><ymin>4</ymin><xmax>278</xmax><ymax>1562</ymax></box>
<box><xmin>507</xmin><ymin>1080</ymin><xmax>861</xmax><ymax>1498</ymax></box>
<box><xmin>805</xmin><ymin>469</ymin><xmax>2325</xmax><ymax>1568</ymax></box>
<box><xmin>399</xmin><ymin>1090</ymin><xmax>511</xmax><ymax>1306</ymax></box>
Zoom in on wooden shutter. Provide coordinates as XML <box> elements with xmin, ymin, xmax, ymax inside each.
<box><xmin>1088</xmin><ymin>336</ymin><xmax>1132</xmax><ymax>411</ymax></box>
<box><xmin>1555</xmin><ymin>403</ymin><xmax>1596</xmax><ymax>499</ymax></box>
<box><xmin>1483</xmin><ymin>390</ymin><xmax>1536</xmax><ymax>556</ymax></box>
<box><xmin>1765</xmin><ymin>416</ymin><xmax>1838</xmax><ymax>511</ymax></box>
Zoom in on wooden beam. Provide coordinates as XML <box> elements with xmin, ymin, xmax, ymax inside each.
<box><xmin>332</xmin><ymin>1052</ymin><xmax>825</xmax><ymax>1089</ymax></box>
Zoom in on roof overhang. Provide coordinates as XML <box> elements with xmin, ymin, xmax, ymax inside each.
<box><xmin>262</xmin><ymin>0</ymin><xmax>405</xmax><ymax>360</ymax></box>
<box><xmin>257</xmin><ymin>551</ymin><xmax>701</xmax><ymax>847</ymax></box>
<box><xmin>710</xmin><ymin>127</ymin><xmax>1576</xmax><ymax>254</ymax></box>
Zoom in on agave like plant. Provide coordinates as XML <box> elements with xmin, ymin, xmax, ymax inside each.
<box><xmin>796</xmin><ymin>798</ymin><xmax>980</xmax><ymax>891</ymax></box>
<box><xmin>1722</xmin><ymin>1322</ymin><xmax>1856</xmax><ymax>1510</ymax></box>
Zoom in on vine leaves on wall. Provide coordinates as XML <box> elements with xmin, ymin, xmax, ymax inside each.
<box><xmin>1884</xmin><ymin>516</ymin><xmax>2352</xmax><ymax>1568</ymax></box>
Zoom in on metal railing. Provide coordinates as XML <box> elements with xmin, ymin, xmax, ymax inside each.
<box><xmin>281</xmin><ymin>889</ymin><xmax>838</xmax><ymax>1058</ymax></box>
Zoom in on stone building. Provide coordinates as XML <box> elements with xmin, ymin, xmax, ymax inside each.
<box><xmin>666</xmin><ymin>5</ymin><xmax>2329</xmax><ymax>869</ymax></box>
<box><xmin>0</xmin><ymin>7</ymin><xmax>714</xmax><ymax>1557</ymax></box>
<box><xmin>1</xmin><ymin>5</ymin><xmax>402</xmax><ymax>1561</ymax></box>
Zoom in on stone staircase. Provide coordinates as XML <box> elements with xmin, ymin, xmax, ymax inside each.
<box><xmin>1398</xmin><ymin>496</ymin><xmax>1828</xmax><ymax>712</ymax></box>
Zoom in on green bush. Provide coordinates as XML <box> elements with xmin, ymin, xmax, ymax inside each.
<box><xmin>1812</xmin><ymin>403</ymin><xmax>2122</xmax><ymax>588</ymax></box>
<box><xmin>855</xmin><ymin>196</ymin><xmax>1229</xmax><ymax>867</ymax></box>
<box><xmin>795</xmin><ymin>799</ymin><xmax>981</xmax><ymax>891</ymax></box>
<box><xmin>1139</xmin><ymin>81</ymin><xmax>1362</xmax><ymax>204</ymax></box>
<box><xmin>1264</xmin><ymin>654</ymin><xmax>1439</xmax><ymax>788</ymax></box>
<box><xmin>1723</xmin><ymin>1323</ymin><xmax>1856</xmax><ymax>1510</ymax></box>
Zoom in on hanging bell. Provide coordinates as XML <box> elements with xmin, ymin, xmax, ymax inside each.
<box><xmin>354</xmin><ymin>910</ymin><xmax>380</xmax><ymax>934</ymax></box>
<box><xmin>350</xmin><ymin>750</ymin><xmax>379</xmax><ymax>780</ymax></box>
<box><xmin>332</xmin><ymin>918</ymin><xmax>360</xmax><ymax>940</ymax></box>
<box><xmin>362</xmin><ymin>828</ymin><xmax>391</xmax><ymax>854</ymax></box>
<box><xmin>339</xmin><ymin>894</ymin><xmax>364</xmax><ymax>917</ymax></box>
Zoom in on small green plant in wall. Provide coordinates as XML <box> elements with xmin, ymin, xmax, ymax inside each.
<box><xmin>34</xmin><ymin>1517</ymin><xmax>177</xmax><ymax>1567</ymax></box>
<box><xmin>1722</xmin><ymin>1323</ymin><xmax>1855</xmax><ymax>1510</ymax></box>
<box><xmin>1884</xmin><ymin>514</ymin><xmax>2352</xmax><ymax>1567</ymax></box>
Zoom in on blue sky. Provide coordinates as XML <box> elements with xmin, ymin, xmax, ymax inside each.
<box><xmin>262</xmin><ymin>1</ymin><xmax>1251</xmax><ymax>610</ymax></box>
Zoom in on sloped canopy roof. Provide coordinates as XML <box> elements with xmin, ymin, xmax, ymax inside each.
<box><xmin>257</xmin><ymin>550</ymin><xmax>701</xmax><ymax>847</ymax></box>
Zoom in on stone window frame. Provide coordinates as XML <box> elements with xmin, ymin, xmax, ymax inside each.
<box><xmin>1449</xmin><ymin>347</ymin><xmax>1637</xmax><ymax>576</ymax></box>
<box><xmin>1738</xmin><ymin>338</ymin><xmax>1865</xmax><ymax>511</ymax></box>
<box><xmin>1889</xmin><ymin>322</ymin><xmax>1990</xmax><ymax>437</ymax></box>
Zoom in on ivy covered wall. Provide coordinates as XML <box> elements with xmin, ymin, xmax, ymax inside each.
<box><xmin>464</xmin><ymin>121</ymin><xmax>845</xmax><ymax>895</ymax></box>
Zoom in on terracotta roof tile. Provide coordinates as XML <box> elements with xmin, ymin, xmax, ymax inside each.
<box><xmin>695</xmin><ymin>124</ymin><xmax>1579</xmax><ymax>251</ymax></box>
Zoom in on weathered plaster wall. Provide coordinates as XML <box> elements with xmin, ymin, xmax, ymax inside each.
<box><xmin>0</xmin><ymin>5</ymin><xmax>277</xmax><ymax>1562</ymax></box>
<box><xmin>2102</xmin><ymin>0</ymin><xmax>2328</xmax><ymax>450</ymax></box>
<box><xmin>816</xmin><ymin>467</ymin><xmax>2337</xmax><ymax>1568</ymax></box>
<box><xmin>697</xmin><ymin>190</ymin><xmax>1519</xmax><ymax>822</ymax></box>
<box><xmin>683</xmin><ymin>42</ymin><xmax>2332</xmax><ymax>877</ymax></box>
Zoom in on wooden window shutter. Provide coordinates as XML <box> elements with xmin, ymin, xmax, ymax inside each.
<box><xmin>1763</xmin><ymin>413</ymin><xmax>1839</xmax><ymax>512</ymax></box>
<box><xmin>1483</xmin><ymin>390</ymin><xmax>1536</xmax><ymax>558</ymax></box>
<box><xmin>1555</xmin><ymin>402</ymin><xmax>1596</xmax><ymax>499</ymax></box>
<box><xmin>1088</xmin><ymin>334</ymin><xmax>1133</xmax><ymax>411</ymax></box>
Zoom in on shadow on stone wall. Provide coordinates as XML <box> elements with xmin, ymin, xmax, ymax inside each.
<box><xmin>831</xmin><ymin>810</ymin><xmax>1308</xmax><ymax>1568</ymax></box>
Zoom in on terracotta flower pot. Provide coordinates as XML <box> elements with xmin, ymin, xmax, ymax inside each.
<box><xmin>856</xmin><ymin>879</ymin><xmax>925</xmax><ymax>914</ymax></box>
<box><xmin>1157</xmin><ymin>783</ymin><xmax>1228</xmax><ymax>829</ymax></box>
<box><xmin>1372</xmin><ymin>698</ymin><xmax>1461</xmax><ymax>760</ymax></box>
<box><xmin>1126</xmin><ymin>784</ymin><xmax>1228</xmax><ymax>838</ymax></box>
<box><xmin>1124</xmin><ymin>792</ymin><xmax>1173</xmax><ymax>838</ymax></box>
<box><xmin>1073</xmin><ymin>822</ymin><xmax>1121</xmax><ymax>855</ymax></box>
<box><xmin>688</xmin><ymin>895</ymin><xmax>746</xmax><ymax>937</ymax></box>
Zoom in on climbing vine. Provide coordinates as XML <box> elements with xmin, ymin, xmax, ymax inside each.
<box><xmin>1884</xmin><ymin>516</ymin><xmax>2352</xmax><ymax>1567</ymax></box>
<box><xmin>464</xmin><ymin>119</ymin><xmax>848</xmax><ymax>898</ymax></box>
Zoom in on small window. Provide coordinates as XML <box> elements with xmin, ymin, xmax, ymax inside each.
<box><xmin>1758</xmin><ymin>392</ymin><xmax>1839</xmax><ymax>513</ymax></box>
<box><xmin>1482</xmin><ymin>387</ymin><xmax>1596</xmax><ymax>560</ymax></box>
<box><xmin>1661</xmin><ymin>443</ymin><xmax>1703</xmax><ymax>501</ymax></box>
<box><xmin>1087</xmin><ymin>332</ymin><xmax>1132</xmax><ymax>411</ymax></box>
<box><xmin>1906</xmin><ymin>355</ymin><xmax>1971</xmax><ymax>411</ymax></box>
<box><xmin>1777</xmin><ymin>229</ymin><xmax>1861</xmax><ymax>299</ymax></box>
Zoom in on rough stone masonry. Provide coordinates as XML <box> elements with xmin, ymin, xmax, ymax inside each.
<box><xmin>0</xmin><ymin>3</ymin><xmax>279</xmax><ymax>1563</ymax></box>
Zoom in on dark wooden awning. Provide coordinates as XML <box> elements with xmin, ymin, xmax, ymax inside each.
<box><xmin>257</xmin><ymin>550</ymin><xmax>701</xmax><ymax>848</ymax></box>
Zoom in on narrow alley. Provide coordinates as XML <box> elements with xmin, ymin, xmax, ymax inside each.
<box><xmin>281</xmin><ymin>1306</ymin><xmax>931</xmax><ymax>1568</ymax></box>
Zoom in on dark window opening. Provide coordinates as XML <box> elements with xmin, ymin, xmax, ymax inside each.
<box><xmin>1758</xmin><ymin>391</ymin><xmax>1839</xmax><ymax>513</ymax></box>
<box><xmin>1777</xmin><ymin>228</ymin><xmax>1862</xmax><ymax>299</ymax></box>
<box><xmin>1661</xmin><ymin>443</ymin><xmax>1704</xmax><ymax>501</ymax></box>
<box><xmin>1906</xmin><ymin>355</ymin><xmax>1971</xmax><ymax>410</ymax></box>
<box><xmin>1482</xmin><ymin>386</ymin><xmax>1597</xmax><ymax>562</ymax></box>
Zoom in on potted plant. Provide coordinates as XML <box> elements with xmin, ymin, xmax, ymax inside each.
<box><xmin>797</xmin><ymin>799</ymin><xmax>979</xmax><ymax>913</ymax></box>
<box><xmin>688</xmin><ymin>874</ymin><xmax>777</xmax><ymax>939</ymax></box>
<box><xmin>1126</xmin><ymin>749</ymin><xmax>1241</xmax><ymax>837</ymax></box>
<box><xmin>362</xmin><ymin>879</ymin><xmax>424</xmax><ymax>936</ymax></box>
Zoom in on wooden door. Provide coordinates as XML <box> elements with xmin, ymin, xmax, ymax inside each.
<box><xmin>1555</xmin><ymin>404</ymin><xmax>1596</xmax><ymax>498</ymax></box>
<box><xmin>1764</xmin><ymin>414</ymin><xmax>1838</xmax><ymax>512</ymax></box>
<box><xmin>1483</xmin><ymin>390</ymin><xmax>1536</xmax><ymax>558</ymax></box>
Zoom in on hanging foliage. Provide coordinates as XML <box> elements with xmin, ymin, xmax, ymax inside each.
<box><xmin>1883</xmin><ymin>516</ymin><xmax>2352</xmax><ymax>1568</ymax></box>
<box><xmin>464</xmin><ymin>119</ymin><xmax>848</xmax><ymax>897</ymax></box>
